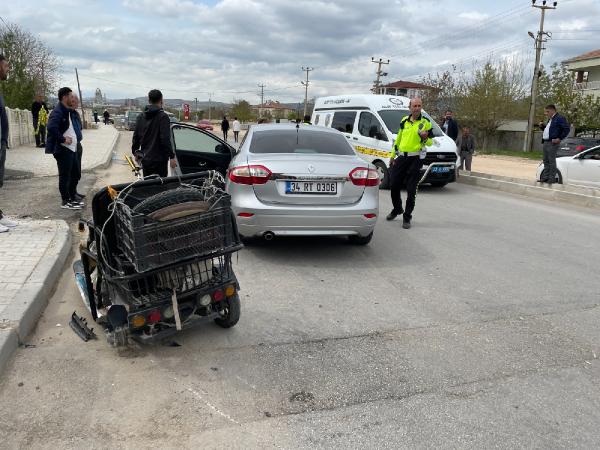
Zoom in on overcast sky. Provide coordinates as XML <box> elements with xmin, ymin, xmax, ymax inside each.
<box><xmin>2</xmin><ymin>0</ymin><xmax>599</xmax><ymax>103</ymax></box>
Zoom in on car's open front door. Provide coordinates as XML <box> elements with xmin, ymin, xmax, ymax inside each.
<box><xmin>171</xmin><ymin>124</ymin><xmax>234</xmax><ymax>176</ymax></box>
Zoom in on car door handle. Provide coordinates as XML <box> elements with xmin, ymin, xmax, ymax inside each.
<box><xmin>352</xmin><ymin>137</ymin><xmax>358</xmax><ymax>141</ymax></box>
<box><xmin>198</xmin><ymin>162</ymin><xmax>206</xmax><ymax>166</ymax></box>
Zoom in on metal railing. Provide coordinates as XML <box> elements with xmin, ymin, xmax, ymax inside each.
<box><xmin>575</xmin><ymin>80</ymin><xmax>600</xmax><ymax>91</ymax></box>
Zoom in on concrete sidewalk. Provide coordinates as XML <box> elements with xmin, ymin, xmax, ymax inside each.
<box><xmin>0</xmin><ymin>220</ymin><xmax>71</xmax><ymax>374</ymax></box>
<box><xmin>4</xmin><ymin>124</ymin><xmax>118</xmax><ymax>178</ymax></box>
<box><xmin>0</xmin><ymin>126</ymin><xmax>117</xmax><ymax>375</ymax></box>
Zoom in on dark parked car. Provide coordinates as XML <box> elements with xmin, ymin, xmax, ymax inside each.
<box><xmin>557</xmin><ymin>137</ymin><xmax>600</xmax><ymax>157</ymax></box>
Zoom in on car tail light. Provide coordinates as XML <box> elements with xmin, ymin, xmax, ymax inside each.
<box><xmin>238</xmin><ymin>212</ymin><xmax>254</xmax><ymax>217</ymax></box>
<box><xmin>228</xmin><ymin>165</ymin><xmax>271</xmax><ymax>185</ymax></box>
<box><xmin>575</xmin><ymin>145</ymin><xmax>586</xmax><ymax>151</ymax></box>
<box><xmin>349</xmin><ymin>168</ymin><xmax>380</xmax><ymax>187</ymax></box>
<box><xmin>147</xmin><ymin>310</ymin><xmax>161</xmax><ymax>324</ymax></box>
<box><xmin>364</xmin><ymin>213</ymin><xmax>377</xmax><ymax>219</ymax></box>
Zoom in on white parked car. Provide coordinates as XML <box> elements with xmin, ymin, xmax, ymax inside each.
<box><xmin>536</xmin><ymin>145</ymin><xmax>600</xmax><ymax>188</ymax></box>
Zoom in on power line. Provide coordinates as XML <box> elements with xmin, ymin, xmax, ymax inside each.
<box><xmin>387</xmin><ymin>2</ymin><xmax>532</xmax><ymax>60</ymax></box>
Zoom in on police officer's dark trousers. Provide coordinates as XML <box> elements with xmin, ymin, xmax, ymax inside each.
<box><xmin>389</xmin><ymin>154</ymin><xmax>423</xmax><ymax>221</ymax></box>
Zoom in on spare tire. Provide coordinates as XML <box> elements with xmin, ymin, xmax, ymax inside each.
<box><xmin>133</xmin><ymin>188</ymin><xmax>207</xmax><ymax>215</ymax></box>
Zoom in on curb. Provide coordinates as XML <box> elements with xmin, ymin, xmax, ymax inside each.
<box><xmin>0</xmin><ymin>221</ymin><xmax>71</xmax><ymax>375</ymax></box>
<box><xmin>458</xmin><ymin>172</ymin><xmax>600</xmax><ymax>210</ymax></box>
<box><xmin>84</xmin><ymin>128</ymin><xmax>120</xmax><ymax>173</ymax></box>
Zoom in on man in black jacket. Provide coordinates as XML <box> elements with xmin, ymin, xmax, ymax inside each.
<box><xmin>45</xmin><ymin>87</ymin><xmax>84</xmax><ymax>209</ymax></box>
<box><xmin>442</xmin><ymin>110</ymin><xmax>459</xmax><ymax>142</ymax></box>
<box><xmin>132</xmin><ymin>89</ymin><xmax>177</xmax><ymax>177</ymax></box>
<box><xmin>538</xmin><ymin>104</ymin><xmax>570</xmax><ymax>184</ymax></box>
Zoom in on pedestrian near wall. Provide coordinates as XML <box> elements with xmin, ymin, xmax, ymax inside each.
<box><xmin>538</xmin><ymin>104</ymin><xmax>570</xmax><ymax>184</ymax></box>
<box><xmin>456</xmin><ymin>126</ymin><xmax>476</xmax><ymax>172</ymax></box>
<box><xmin>131</xmin><ymin>89</ymin><xmax>177</xmax><ymax>178</ymax></box>
<box><xmin>232</xmin><ymin>117</ymin><xmax>241</xmax><ymax>143</ymax></box>
<box><xmin>0</xmin><ymin>53</ymin><xmax>19</xmax><ymax>232</ymax></box>
<box><xmin>386</xmin><ymin>97</ymin><xmax>433</xmax><ymax>229</ymax></box>
<box><xmin>93</xmin><ymin>110</ymin><xmax>99</xmax><ymax>124</ymax></box>
<box><xmin>45</xmin><ymin>87</ymin><xmax>83</xmax><ymax>210</ymax></box>
<box><xmin>103</xmin><ymin>109</ymin><xmax>110</xmax><ymax>125</ymax></box>
<box><xmin>32</xmin><ymin>94</ymin><xmax>49</xmax><ymax>148</ymax></box>
<box><xmin>221</xmin><ymin>116</ymin><xmax>229</xmax><ymax>141</ymax></box>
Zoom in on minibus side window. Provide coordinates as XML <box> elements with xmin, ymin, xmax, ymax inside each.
<box><xmin>331</xmin><ymin>111</ymin><xmax>357</xmax><ymax>134</ymax></box>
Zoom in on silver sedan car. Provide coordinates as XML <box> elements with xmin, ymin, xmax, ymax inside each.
<box><xmin>225</xmin><ymin>124</ymin><xmax>379</xmax><ymax>244</ymax></box>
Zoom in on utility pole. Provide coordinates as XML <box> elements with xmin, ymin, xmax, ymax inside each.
<box><xmin>301</xmin><ymin>67</ymin><xmax>313</xmax><ymax>117</ymax></box>
<box><xmin>194</xmin><ymin>97</ymin><xmax>198</xmax><ymax>121</ymax></box>
<box><xmin>524</xmin><ymin>0</ymin><xmax>557</xmax><ymax>152</ymax></box>
<box><xmin>371</xmin><ymin>57</ymin><xmax>390</xmax><ymax>94</ymax></box>
<box><xmin>208</xmin><ymin>92</ymin><xmax>213</xmax><ymax>121</ymax></box>
<box><xmin>75</xmin><ymin>68</ymin><xmax>86</xmax><ymax>128</ymax></box>
<box><xmin>257</xmin><ymin>83</ymin><xmax>266</xmax><ymax>118</ymax></box>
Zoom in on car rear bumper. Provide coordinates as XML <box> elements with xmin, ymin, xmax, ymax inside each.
<box><xmin>232</xmin><ymin>189</ymin><xmax>378</xmax><ymax>238</ymax></box>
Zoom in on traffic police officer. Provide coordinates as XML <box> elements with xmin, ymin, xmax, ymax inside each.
<box><xmin>386</xmin><ymin>97</ymin><xmax>433</xmax><ymax>229</ymax></box>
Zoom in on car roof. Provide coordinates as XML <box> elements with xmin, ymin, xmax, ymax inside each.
<box><xmin>314</xmin><ymin>94</ymin><xmax>411</xmax><ymax>111</ymax></box>
<box><xmin>250</xmin><ymin>123</ymin><xmax>342</xmax><ymax>135</ymax></box>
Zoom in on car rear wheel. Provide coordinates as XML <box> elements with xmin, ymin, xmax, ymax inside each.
<box><xmin>214</xmin><ymin>294</ymin><xmax>241</xmax><ymax>328</ymax></box>
<box><xmin>540</xmin><ymin>169</ymin><xmax>563</xmax><ymax>184</ymax></box>
<box><xmin>373</xmin><ymin>161</ymin><xmax>390</xmax><ymax>190</ymax></box>
<box><xmin>348</xmin><ymin>232</ymin><xmax>373</xmax><ymax>245</ymax></box>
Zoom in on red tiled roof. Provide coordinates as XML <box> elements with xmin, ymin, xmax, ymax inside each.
<box><xmin>381</xmin><ymin>80</ymin><xmax>436</xmax><ymax>90</ymax></box>
<box><xmin>564</xmin><ymin>49</ymin><xmax>600</xmax><ymax>63</ymax></box>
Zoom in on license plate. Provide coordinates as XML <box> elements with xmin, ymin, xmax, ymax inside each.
<box><xmin>431</xmin><ymin>166</ymin><xmax>451</xmax><ymax>173</ymax></box>
<box><xmin>285</xmin><ymin>181</ymin><xmax>337</xmax><ymax>195</ymax></box>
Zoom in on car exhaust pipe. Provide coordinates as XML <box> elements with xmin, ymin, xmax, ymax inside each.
<box><xmin>263</xmin><ymin>231</ymin><xmax>275</xmax><ymax>241</ymax></box>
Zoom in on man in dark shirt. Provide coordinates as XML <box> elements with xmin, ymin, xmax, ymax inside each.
<box><xmin>442</xmin><ymin>110</ymin><xmax>459</xmax><ymax>142</ymax></box>
<box><xmin>32</xmin><ymin>94</ymin><xmax>48</xmax><ymax>147</ymax></box>
<box><xmin>132</xmin><ymin>89</ymin><xmax>177</xmax><ymax>177</ymax></box>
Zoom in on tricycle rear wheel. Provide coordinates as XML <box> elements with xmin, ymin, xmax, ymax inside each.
<box><xmin>214</xmin><ymin>294</ymin><xmax>241</xmax><ymax>328</ymax></box>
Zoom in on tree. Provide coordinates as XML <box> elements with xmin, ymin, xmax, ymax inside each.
<box><xmin>0</xmin><ymin>21</ymin><xmax>60</xmax><ymax>109</ymax></box>
<box><xmin>419</xmin><ymin>70</ymin><xmax>459</xmax><ymax>121</ymax></box>
<box><xmin>537</xmin><ymin>63</ymin><xmax>600</xmax><ymax>134</ymax></box>
<box><xmin>455</xmin><ymin>58</ymin><xmax>527</xmax><ymax>149</ymax></box>
<box><xmin>230</xmin><ymin>99</ymin><xmax>255</xmax><ymax>122</ymax></box>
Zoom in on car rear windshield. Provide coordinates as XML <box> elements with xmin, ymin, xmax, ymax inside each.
<box><xmin>249</xmin><ymin>129</ymin><xmax>355</xmax><ymax>155</ymax></box>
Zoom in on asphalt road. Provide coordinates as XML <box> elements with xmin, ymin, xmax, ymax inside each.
<box><xmin>1</xmin><ymin>132</ymin><xmax>600</xmax><ymax>449</ymax></box>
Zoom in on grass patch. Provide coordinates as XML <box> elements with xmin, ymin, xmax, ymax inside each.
<box><xmin>477</xmin><ymin>149</ymin><xmax>543</xmax><ymax>160</ymax></box>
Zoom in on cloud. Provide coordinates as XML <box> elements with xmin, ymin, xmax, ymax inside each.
<box><xmin>4</xmin><ymin>0</ymin><xmax>600</xmax><ymax>102</ymax></box>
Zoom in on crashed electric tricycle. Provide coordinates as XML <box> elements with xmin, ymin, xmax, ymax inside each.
<box><xmin>74</xmin><ymin>170</ymin><xmax>242</xmax><ymax>347</ymax></box>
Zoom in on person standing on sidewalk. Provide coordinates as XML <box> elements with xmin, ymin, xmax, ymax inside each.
<box><xmin>32</xmin><ymin>94</ymin><xmax>49</xmax><ymax>148</ymax></box>
<box><xmin>131</xmin><ymin>89</ymin><xmax>177</xmax><ymax>178</ymax></box>
<box><xmin>232</xmin><ymin>117</ymin><xmax>241</xmax><ymax>143</ymax></box>
<box><xmin>221</xmin><ymin>116</ymin><xmax>229</xmax><ymax>141</ymax></box>
<box><xmin>386</xmin><ymin>97</ymin><xmax>433</xmax><ymax>229</ymax></box>
<box><xmin>69</xmin><ymin>94</ymin><xmax>85</xmax><ymax>201</ymax></box>
<box><xmin>538</xmin><ymin>104</ymin><xmax>570</xmax><ymax>184</ymax></box>
<box><xmin>103</xmin><ymin>109</ymin><xmax>110</xmax><ymax>125</ymax></box>
<box><xmin>45</xmin><ymin>87</ymin><xmax>83</xmax><ymax>210</ymax></box>
<box><xmin>442</xmin><ymin>110</ymin><xmax>459</xmax><ymax>142</ymax></box>
<box><xmin>0</xmin><ymin>54</ymin><xmax>19</xmax><ymax>232</ymax></box>
<box><xmin>456</xmin><ymin>126</ymin><xmax>476</xmax><ymax>172</ymax></box>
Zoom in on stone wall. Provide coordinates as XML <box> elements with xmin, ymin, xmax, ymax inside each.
<box><xmin>6</xmin><ymin>108</ymin><xmax>35</xmax><ymax>148</ymax></box>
